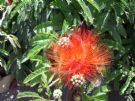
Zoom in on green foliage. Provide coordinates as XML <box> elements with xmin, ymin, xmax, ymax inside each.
<box><xmin>0</xmin><ymin>29</ymin><xmax>20</xmax><ymax>73</ymax></box>
<box><xmin>0</xmin><ymin>0</ymin><xmax>52</xmax><ymax>81</ymax></box>
<box><xmin>82</xmin><ymin>85</ymin><xmax>110</xmax><ymax>101</ymax></box>
<box><xmin>0</xmin><ymin>0</ymin><xmax>135</xmax><ymax>101</ymax></box>
<box><xmin>76</xmin><ymin>0</ymin><xmax>94</xmax><ymax>23</ymax></box>
<box><xmin>17</xmin><ymin>91</ymin><xmax>42</xmax><ymax>99</ymax></box>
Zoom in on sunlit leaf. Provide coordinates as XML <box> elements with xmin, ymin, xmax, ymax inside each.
<box><xmin>0</xmin><ymin>49</ymin><xmax>9</xmax><ymax>56</ymax></box>
<box><xmin>17</xmin><ymin>92</ymin><xmax>41</xmax><ymax>99</ymax></box>
<box><xmin>87</xmin><ymin>0</ymin><xmax>100</xmax><ymax>12</ymax></box>
<box><xmin>23</xmin><ymin>68</ymin><xmax>48</xmax><ymax>84</ymax></box>
<box><xmin>117</xmin><ymin>24</ymin><xmax>127</xmax><ymax>38</ymax></box>
<box><xmin>120</xmin><ymin>76</ymin><xmax>133</xmax><ymax>95</ymax></box>
<box><xmin>76</xmin><ymin>0</ymin><xmax>93</xmax><ymax>23</ymax></box>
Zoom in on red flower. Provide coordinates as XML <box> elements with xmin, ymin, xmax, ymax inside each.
<box><xmin>49</xmin><ymin>26</ymin><xmax>111</xmax><ymax>88</ymax></box>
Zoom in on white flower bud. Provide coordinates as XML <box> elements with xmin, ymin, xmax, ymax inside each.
<box><xmin>53</xmin><ymin>89</ymin><xmax>62</xmax><ymax>99</ymax></box>
<box><xmin>57</xmin><ymin>37</ymin><xmax>70</xmax><ymax>48</ymax></box>
<box><xmin>70</xmin><ymin>74</ymin><xmax>85</xmax><ymax>87</ymax></box>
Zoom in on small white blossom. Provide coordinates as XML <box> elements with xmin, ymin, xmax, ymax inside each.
<box><xmin>53</xmin><ymin>89</ymin><xmax>62</xmax><ymax>99</ymax></box>
<box><xmin>10</xmin><ymin>95</ymin><xmax>14</xmax><ymax>99</ymax></box>
<box><xmin>70</xmin><ymin>74</ymin><xmax>85</xmax><ymax>87</ymax></box>
<box><xmin>57</xmin><ymin>37</ymin><xmax>70</xmax><ymax>48</ymax></box>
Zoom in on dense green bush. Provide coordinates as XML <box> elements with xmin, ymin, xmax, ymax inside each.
<box><xmin>0</xmin><ymin>0</ymin><xmax>135</xmax><ymax>101</ymax></box>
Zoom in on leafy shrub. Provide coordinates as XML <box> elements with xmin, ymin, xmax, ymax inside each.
<box><xmin>0</xmin><ymin>0</ymin><xmax>135</xmax><ymax>101</ymax></box>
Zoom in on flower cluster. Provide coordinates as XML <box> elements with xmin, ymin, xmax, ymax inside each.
<box><xmin>57</xmin><ymin>37</ymin><xmax>70</xmax><ymax>48</ymax></box>
<box><xmin>49</xmin><ymin>25</ymin><xmax>111</xmax><ymax>88</ymax></box>
<box><xmin>70</xmin><ymin>74</ymin><xmax>85</xmax><ymax>87</ymax></box>
<box><xmin>53</xmin><ymin>89</ymin><xmax>62</xmax><ymax>99</ymax></box>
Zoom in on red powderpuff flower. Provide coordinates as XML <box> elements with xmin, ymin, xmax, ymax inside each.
<box><xmin>49</xmin><ymin>26</ymin><xmax>111</xmax><ymax>88</ymax></box>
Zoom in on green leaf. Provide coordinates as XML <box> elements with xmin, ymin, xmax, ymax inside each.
<box><xmin>6</xmin><ymin>35</ymin><xmax>21</xmax><ymax>49</ymax></box>
<box><xmin>105</xmin><ymin>40</ymin><xmax>125</xmax><ymax>53</ymax></box>
<box><xmin>53</xmin><ymin>0</ymin><xmax>73</xmax><ymax>23</ymax></box>
<box><xmin>100</xmin><ymin>85</ymin><xmax>110</xmax><ymax>93</ymax></box>
<box><xmin>28</xmin><ymin>76</ymin><xmax>41</xmax><ymax>87</ymax></box>
<box><xmin>117</xmin><ymin>24</ymin><xmax>127</xmax><ymax>38</ymax></box>
<box><xmin>94</xmin><ymin>12</ymin><xmax>110</xmax><ymax>32</ymax></box>
<box><xmin>48</xmin><ymin>74</ymin><xmax>55</xmax><ymax>84</ymax></box>
<box><xmin>105</xmin><ymin>70</ymin><xmax>121</xmax><ymax>83</ymax></box>
<box><xmin>109</xmin><ymin>28</ymin><xmax>122</xmax><ymax>44</ymax></box>
<box><xmin>120</xmin><ymin>0</ymin><xmax>130</xmax><ymax>11</ymax></box>
<box><xmin>10</xmin><ymin>0</ymin><xmax>30</xmax><ymax>20</ymax></box>
<box><xmin>93</xmin><ymin>92</ymin><xmax>106</xmax><ymax>97</ymax></box>
<box><xmin>0</xmin><ymin>49</ymin><xmax>9</xmax><ymax>56</ymax></box>
<box><xmin>26</xmin><ymin>43</ymin><xmax>48</xmax><ymax>59</ymax></box>
<box><xmin>17</xmin><ymin>92</ymin><xmax>41</xmax><ymax>99</ymax></box>
<box><xmin>0</xmin><ymin>0</ymin><xmax>5</xmax><ymax>4</ymax></box>
<box><xmin>41</xmin><ymin>73</ymin><xmax>48</xmax><ymax>86</ymax></box>
<box><xmin>76</xmin><ymin>0</ymin><xmax>93</xmax><ymax>23</ymax></box>
<box><xmin>31</xmin><ymin>32</ymin><xmax>54</xmax><ymax>46</ymax></box>
<box><xmin>100</xmin><ymin>10</ymin><xmax>111</xmax><ymax>30</ymax></box>
<box><xmin>0</xmin><ymin>57</ymin><xmax>7</xmax><ymax>72</ymax></box>
<box><xmin>32</xmin><ymin>31</ymin><xmax>57</xmax><ymax>45</ymax></box>
<box><xmin>23</xmin><ymin>68</ymin><xmax>48</xmax><ymax>84</ymax></box>
<box><xmin>120</xmin><ymin>76</ymin><xmax>133</xmax><ymax>95</ymax></box>
<box><xmin>33</xmin><ymin>21</ymin><xmax>61</xmax><ymax>34</ymax></box>
<box><xmin>92</xmin><ymin>85</ymin><xmax>110</xmax><ymax>97</ymax></box>
<box><xmin>32</xmin><ymin>99</ymin><xmax>48</xmax><ymax>101</ymax></box>
<box><xmin>0</xmin><ymin>31</ymin><xmax>20</xmax><ymax>49</ymax></box>
<box><xmin>30</xmin><ymin>55</ymin><xmax>46</xmax><ymax>63</ymax></box>
<box><xmin>41</xmin><ymin>73</ymin><xmax>51</xmax><ymax>97</ymax></box>
<box><xmin>93</xmin><ymin>95</ymin><xmax>108</xmax><ymax>101</ymax></box>
<box><xmin>21</xmin><ymin>32</ymin><xmax>56</xmax><ymax>62</ymax></box>
<box><xmin>87</xmin><ymin>0</ymin><xmax>100</xmax><ymax>12</ymax></box>
<box><xmin>61</xmin><ymin>20</ymin><xmax>69</xmax><ymax>35</ymax></box>
<box><xmin>90</xmin><ymin>85</ymin><xmax>110</xmax><ymax>101</ymax></box>
<box><xmin>82</xmin><ymin>94</ymin><xmax>92</xmax><ymax>101</ymax></box>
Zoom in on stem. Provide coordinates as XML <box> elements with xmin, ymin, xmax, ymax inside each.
<box><xmin>49</xmin><ymin>78</ymin><xmax>60</xmax><ymax>87</ymax></box>
<box><xmin>66</xmin><ymin>89</ymin><xmax>74</xmax><ymax>101</ymax></box>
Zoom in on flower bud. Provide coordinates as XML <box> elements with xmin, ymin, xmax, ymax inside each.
<box><xmin>70</xmin><ymin>74</ymin><xmax>85</xmax><ymax>87</ymax></box>
<box><xmin>57</xmin><ymin>37</ymin><xmax>70</xmax><ymax>48</ymax></box>
<box><xmin>53</xmin><ymin>89</ymin><xmax>62</xmax><ymax>99</ymax></box>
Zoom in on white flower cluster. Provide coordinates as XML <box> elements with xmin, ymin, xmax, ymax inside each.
<box><xmin>70</xmin><ymin>74</ymin><xmax>85</xmax><ymax>87</ymax></box>
<box><xmin>57</xmin><ymin>37</ymin><xmax>70</xmax><ymax>47</ymax></box>
<box><xmin>53</xmin><ymin>89</ymin><xmax>62</xmax><ymax>99</ymax></box>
